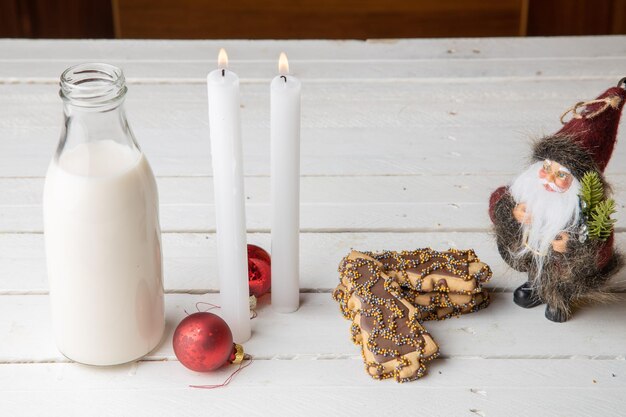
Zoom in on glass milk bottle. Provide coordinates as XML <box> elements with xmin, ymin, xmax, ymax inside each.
<box><xmin>43</xmin><ymin>63</ymin><xmax>165</xmax><ymax>365</ymax></box>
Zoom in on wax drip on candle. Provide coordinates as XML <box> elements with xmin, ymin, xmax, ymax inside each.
<box><xmin>218</xmin><ymin>48</ymin><xmax>228</xmax><ymax>77</ymax></box>
<box><xmin>279</xmin><ymin>52</ymin><xmax>289</xmax><ymax>83</ymax></box>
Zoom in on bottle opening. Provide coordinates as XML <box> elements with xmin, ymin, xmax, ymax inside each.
<box><xmin>60</xmin><ymin>63</ymin><xmax>127</xmax><ymax>107</ymax></box>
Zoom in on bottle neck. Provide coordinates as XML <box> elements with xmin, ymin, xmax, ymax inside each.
<box><xmin>61</xmin><ymin>99</ymin><xmax>137</xmax><ymax>148</ymax></box>
<box><xmin>57</xmin><ymin>63</ymin><xmax>140</xmax><ymax>161</ymax></box>
<box><xmin>60</xmin><ymin>63</ymin><xmax>127</xmax><ymax>108</ymax></box>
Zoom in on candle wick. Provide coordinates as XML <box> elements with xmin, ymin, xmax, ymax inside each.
<box><xmin>222</xmin><ymin>69</ymin><xmax>225</xmax><ymax>77</ymax></box>
<box><xmin>280</xmin><ymin>75</ymin><xmax>287</xmax><ymax>83</ymax></box>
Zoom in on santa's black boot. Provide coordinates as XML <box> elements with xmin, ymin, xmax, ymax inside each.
<box><xmin>513</xmin><ymin>282</ymin><xmax>543</xmax><ymax>308</ymax></box>
<box><xmin>545</xmin><ymin>305</ymin><xmax>570</xmax><ymax>323</ymax></box>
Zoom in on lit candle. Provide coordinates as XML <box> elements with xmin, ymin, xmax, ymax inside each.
<box><xmin>207</xmin><ymin>49</ymin><xmax>251</xmax><ymax>342</ymax></box>
<box><xmin>271</xmin><ymin>52</ymin><xmax>301</xmax><ymax>313</ymax></box>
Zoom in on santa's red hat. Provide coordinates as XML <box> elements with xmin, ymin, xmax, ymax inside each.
<box><xmin>532</xmin><ymin>79</ymin><xmax>626</xmax><ymax>180</ymax></box>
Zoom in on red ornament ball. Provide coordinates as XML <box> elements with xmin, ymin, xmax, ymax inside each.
<box><xmin>247</xmin><ymin>244</ymin><xmax>271</xmax><ymax>297</ymax></box>
<box><xmin>173</xmin><ymin>312</ymin><xmax>235</xmax><ymax>372</ymax></box>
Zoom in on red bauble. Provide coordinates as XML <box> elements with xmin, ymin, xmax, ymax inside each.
<box><xmin>173</xmin><ymin>312</ymin><xmax>236</xmax><ymax>372</ymax></box>
<box><xmin>247</xmin><ymin>244</ymin><xmax>271</xmax><ymax>297</ymax></box>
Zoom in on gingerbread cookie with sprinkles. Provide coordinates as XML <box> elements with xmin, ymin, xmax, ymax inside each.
<box><xmin>334</xmin><ymin>252</ymin><xmax>439</xmax><ymax>382</ymax></box>
<box><xmin>359</xmin><ymin>248</ymin><xmax>492</xmax><ymax>320</ymax></box>
<box><xmin>333</xmin><ymin>248</ymin><xmax>494</xmax><ymax>382</ymax></box>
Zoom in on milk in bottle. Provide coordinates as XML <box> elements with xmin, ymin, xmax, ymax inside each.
<box><xmin>43</xmin><ymin>63</ymin><xmax>165</xmax><ymax>365</ymax></box>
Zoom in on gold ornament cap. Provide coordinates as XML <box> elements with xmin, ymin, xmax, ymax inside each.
<box><xmin>231</xmin><ymin>343</ymin><xmax>245</xmax><ymax>365</ymax></box>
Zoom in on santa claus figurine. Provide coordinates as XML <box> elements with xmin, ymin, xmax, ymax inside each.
<box><xmin>489</xmin><ymin>80</ymin><xmax>625</xmax><ymax>322</ymax></box>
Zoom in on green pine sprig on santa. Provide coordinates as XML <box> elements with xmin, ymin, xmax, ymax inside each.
<box><xmin>489</xmin><ymin>80</ymin><xmax>625</xmax><ymax>322</ymax></box>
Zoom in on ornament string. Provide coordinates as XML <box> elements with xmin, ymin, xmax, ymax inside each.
<box><xmin>189</xmin><ymin>354</ymin><xmax>254</xmax><ymax>389</ymax></box>
<box><xmin>560</xmin><ymin>96</ymin><xmax>622</xmax><ymax>124</ymax></box>
<box><xmin>184</xmin><ymin>301</ymin><xmax>258</xmax><ymax>319</ymax></box>
<box><xmin>183</xmin><ymin>301</ymin><xmax>220</xmax><ymax>315</ymax></box>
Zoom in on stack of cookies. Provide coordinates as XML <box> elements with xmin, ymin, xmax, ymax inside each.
<box><xmin>333</xmin><ymin>248</ymin><xmax>492</xmax><ymax>382</ymax></box>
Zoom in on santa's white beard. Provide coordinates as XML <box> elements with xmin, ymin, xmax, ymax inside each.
<box><xmin>509</xmin><ymin>161</ymin><xmax>581</xmax><ymax>275</ymax></box>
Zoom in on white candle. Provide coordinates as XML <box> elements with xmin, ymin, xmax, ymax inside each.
<box><xmin>207</xmin><ymin>49</ymin><xmax>251</xmax><ymax>342</ymax></box>
<box><xmin>271</xmin><ymin>52</ymin><xmax>301</xmax><ymax>313</ymax></box>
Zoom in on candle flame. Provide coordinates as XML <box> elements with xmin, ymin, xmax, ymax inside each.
<box><xmin>278</xmin><ymin>52</ymin><xmax>289</xmax><ymax>76</ymax></box>
<box><xmin>218</xmin><ymin>48</ymin><xmax>229</xmax><ymax>69</ymax></box>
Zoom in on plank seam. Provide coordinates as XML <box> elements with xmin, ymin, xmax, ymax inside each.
<box><xmin>0</xmin><ymin>75</ymin><xmax>622</xmax><ymax>86</ymax></box>
<box><xmin>2</xmin><ymin>228</ymin><xmax>624</xmax><ymax>234</ymax></box>
<box><xmin>0</xmin><ymin>354</ymin><xmax>623</xmax><ymax>365</ymax></box>
<box><xmin>5</xmin><ymin>288</ymin><xmax>626</xmax><ymax>296</ymax></box>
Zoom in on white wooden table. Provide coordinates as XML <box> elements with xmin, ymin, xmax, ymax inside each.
<box><xmin>1</xmin><ymin>37</ymin><xmax>625</xmax><ymax>416</ymax></box>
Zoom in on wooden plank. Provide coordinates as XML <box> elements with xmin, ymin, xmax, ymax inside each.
<box><xmin>1</xmin><ymin>37</ymin><xmax>624</xmax><ymax>61</ymax></box>
<box><xmin>2</xmin><ymin>231</ymin><xmax>624</xmax><ymax>294</ymax></box>
<box><xmin>6</xmin><ymin>125</ymin><xmax>624</xmax><ymax>178</ymax></box>
<box><xmin>4</xmin><ymin>173</ymin><xmax>626</xmax><ymax>207</ymax></box>
<box><xmin>113</xmin><ymin>0</ymin><xmax>524</xmax><ymax>39</ymax></box>
<box><xmin>1</xmin><ymin>293</ymin><xmax>625</xmax><ymax>363</ymax></box>
<box><xmin>3</xmin><ymin>358</ymin><xmax>623</xmax><ymax>390</ymax></box>
<box><xmin>3</xmin><ymin>174</ymin><xmax>572</xmax><ymax>207</ymax></box>
<box><xmin>1</xmin><ymin>175</ymin><xmax>624</xmax><ymax>233</ymax></box>
<box><xmin>612</xmin><ymin>0</ymin><xmax>626</xmax><ymax>33</ymax></box>
<box><xmin>0</xmin><ymin>0</ymin><xmax>21</xmax><ymax>37</ymax></box>
<box><xmin>5</xmin><ymin>82</ymin><xmax>599</xmax><ymax>129</ymax></box>
<box><xmin>527</xmin><ymin>0</ymin><xmax>617</xmax><ymax>37</ymax></box>
<box><xmin>1</xmin><ymin>57</ymin><xmax>625</xmax><ymax>82</ymax></box>
<box><xmin>3</xmin><ymin>0</ymin><xmax>115</xmax><ymax>39</ymax></box>
<box><xmin>5</xmin><ymin>79</ymin><xmax>622</xmax><ymax>125</ymax></box>
<box><xmin>0</xmin><ymin>81</ymin><xmax>624</xmax><ymax>177</ymax></box>
<box><xmin>2</xmin><ymin>126</ymin><xmax>623</xmax><ymax>178</ymax></box>
<box><xmin>0</xmin><ymin>359</ymin><xmax>624</xmax><ymax>417</ymax></box>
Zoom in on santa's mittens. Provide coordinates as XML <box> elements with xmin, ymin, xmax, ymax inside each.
<box><xmin>489</xmin><ymin>186</ymin><xmax>508</xmax><ymax>223</ymax></box>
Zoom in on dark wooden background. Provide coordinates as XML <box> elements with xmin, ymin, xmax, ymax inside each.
<box><xmin>1</xmin><ymin>0</ymin><xmax>624</xmax><ymax>38</ymax></box>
